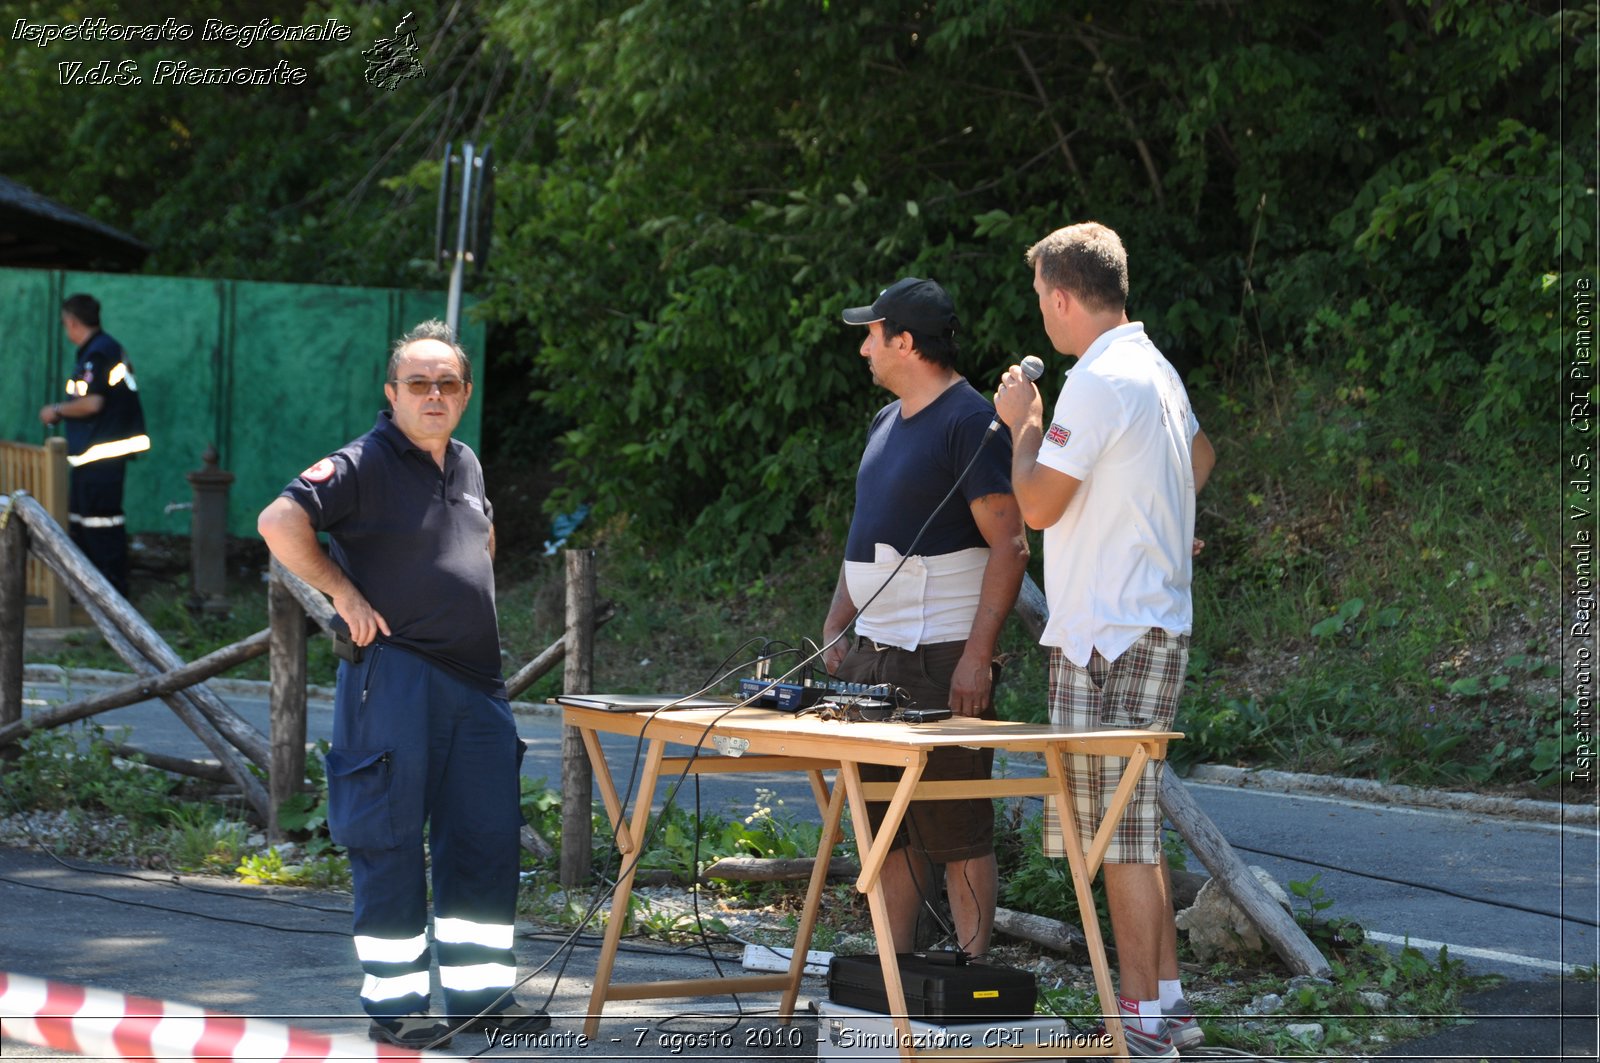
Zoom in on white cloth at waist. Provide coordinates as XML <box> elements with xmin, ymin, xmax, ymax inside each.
<box><xmin>845</xmin><ymin>544</ymin><xmax>989</xmax><ymax>651</ymax></box>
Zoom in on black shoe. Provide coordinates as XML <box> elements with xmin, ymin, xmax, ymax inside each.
<box><xmin>454</xmin><ymin>1004</ymin><xmax>551</xmax><ymax>1037</ymax></box>
<box><xmin>368</xmin><ymin>1013</ymin><xmax>454</xmax><ymax>1050</ymax></box>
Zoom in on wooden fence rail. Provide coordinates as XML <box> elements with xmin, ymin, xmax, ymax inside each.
<box><xmin>1</xmin><ymin>491</ymin><xmax>271</xmax><ymax>820</ymax></box>
<box><xmin>2</xmin><ymin>491</ymin><xmax>614</xmax><ymax>847</ymax></box>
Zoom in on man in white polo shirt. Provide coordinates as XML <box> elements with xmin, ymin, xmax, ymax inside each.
<box><xmin>995</xmin><ymin>222</ymin><xmax>1215</xmax><ymax>1058</ymax></box>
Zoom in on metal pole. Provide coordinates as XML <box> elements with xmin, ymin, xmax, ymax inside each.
<box><xmin>445</xmin><ymin>142</ymin><xmax>475</xmax><ymax>334</ymax></box>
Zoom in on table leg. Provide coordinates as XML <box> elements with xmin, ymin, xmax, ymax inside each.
<box><xmin>839</xmin><ymin>759</ymin><xmax>927</xmax><ymax>1061</ymax></box>
<box><xmin>779</xmin><ymin>771</ymin><xmax>846</xmax><ymax>1020</ymax></box>
<box><xmin>806</xmin><ymin>767</ymin><xmax>830</xmax><ymax>818</ymax></box>
<box><xmin>1085</xmin><ymin>742</ymin><xmax>1151</xmax><ymax>879</ymax></box>
<box><xmin>581</xmin><ymin>725</ymin><xmax>633</xmax><ymax>852</ymax></box>
<box><xmin>1046</xmin><ymin>744</ymin><xmax>1129</xmax><ymax>1060</ymax></box>
<box><xmin>583</xmin><ymin>735</ymin><xmax>667</xmax><ymax>1038</ymax></box>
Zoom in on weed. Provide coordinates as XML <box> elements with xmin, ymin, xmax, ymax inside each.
<box><xmin>236</xmin><ymin>846</ymin><xmax>351</xmax><ymax>891</ymax></box>
<box><xmin>164</xmin><ymin>803</ymin><xmax>250</xmax><ymax>872</ymax></box>
<box><xmin>4</xmin><ymin>725</ymin><xmax>180</xmax><ymax>829</ymax></box>
<box><xmin>635</xmin><ymin>898</ymin><xmax>728</xmax><ymax>943</ymax></box>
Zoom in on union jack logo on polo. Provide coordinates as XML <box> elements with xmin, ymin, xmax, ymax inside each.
<box><xmin>1045</xmin><ymin>423</ymin><xmax>1071</xmax><ymax>446</ymax></box>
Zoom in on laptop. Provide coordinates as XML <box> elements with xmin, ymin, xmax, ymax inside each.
<box><xmin>553</xmin><ymin>693</ymin><xmax>741</xmax><ymax>713</ymax></box>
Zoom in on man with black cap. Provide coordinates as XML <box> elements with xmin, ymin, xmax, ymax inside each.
<box><xmin>822</xmin><ymin>277</ymin><xmax>1029</xmax><ymax>959</ymax></box>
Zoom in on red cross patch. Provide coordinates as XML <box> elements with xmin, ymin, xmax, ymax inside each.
<box><xmin>1045</xmin><ymin>423</ymin><xmax>1071</xmax><ymax>446</ymax></box>
<box><xmin>300</xmin><ymin>458</ymin><xmax>336</xmax><ymax>483</ymax></box>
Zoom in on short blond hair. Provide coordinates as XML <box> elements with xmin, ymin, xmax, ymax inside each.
<box><xmin>1025</xmin><ymin>222</ymin><xmax>1128</xmax><ymax>314</ymax></box>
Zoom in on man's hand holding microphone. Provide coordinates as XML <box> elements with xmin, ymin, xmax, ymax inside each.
<box><xmin>994</xmin><ymin>355</ymin><xmax>1045</xmax><ymax>432</ymax></box>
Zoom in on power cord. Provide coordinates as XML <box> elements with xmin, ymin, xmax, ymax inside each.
<box><xmin>0</xmin><ymin>772</ymin><xmax>351</xmax><ymax>938</ymax></box>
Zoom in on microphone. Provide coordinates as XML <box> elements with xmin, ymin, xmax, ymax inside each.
<box><xmin>988</xmin><ymin>355</ymin><xmax>1046</xmax><ymax>433</ymax></box>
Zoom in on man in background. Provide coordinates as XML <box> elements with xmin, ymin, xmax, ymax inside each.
<box><xmin>38</xmin><ymin>294</ymin><xmax>149</xmax><ymax>597</ymax></box>
<box><xmin>996</xmin><ymin>223</ymin><xmax>1215</xmax><ymax>1058</ymax></box>
<box><xmin>823</xmin><ymin>276</ymin><xmax>1029</xmax><ymax>960</ymax></box>
<box><xmin>257</xmin><ymin>320</ymin><xmax>547</xmax><ymax>1049</ymax></box>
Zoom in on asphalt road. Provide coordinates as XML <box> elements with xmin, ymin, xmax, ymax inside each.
<box><xmin>15</xmin><ymin>673</ymin><xmax>1600</xmax><ymax>982</ymax></box>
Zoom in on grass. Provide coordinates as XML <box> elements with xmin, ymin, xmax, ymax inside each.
<box><xmin>1177</xmin><ymin>363</ymin><xmax>1563</xmax><ymax>791</ymax></box>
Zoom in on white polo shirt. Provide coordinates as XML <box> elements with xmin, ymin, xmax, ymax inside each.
<box><xmin>1035</xmin><ymin>322</ymin><xmax>1200</xmax><ymax>667</ymax></box>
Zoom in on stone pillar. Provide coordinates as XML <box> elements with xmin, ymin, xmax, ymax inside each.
<box><xmin>186</xmin><ymin>446</ymin><xmax>235</xmax><ymax>615</ymax></box>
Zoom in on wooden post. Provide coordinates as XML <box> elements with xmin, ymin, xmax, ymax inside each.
<box><xmin>505</xmin><ymin>602</ymin><xmax>616</xmax><ymax>700</ymax></box>
<box><xmin>0</xmin><ymin>498</ymin><xmax>26</xmax><ymax>740</ymax></box>
<box><xmin>560</xmin><ymin>548</ymin><xmax>596</xmax><ymax>888</ymax></box>
<box><xmin>269</xmin><ymin>560</ymin><xmax>337</xmax><ymax>636</ymax></box>
<box><xmin>268</xmin><ymin>571</ymin><xmax>309</xmax><ymax>841</ymax></box>
<box><xmin>1159</xmin><ymin>771</ymin><xmax>1329</xmax><ymax>975</ymax></box>
<box><xmin>1009</xmin><ymin>572</ymin><xmax>1330</xmax><ymax>976</ymax></box>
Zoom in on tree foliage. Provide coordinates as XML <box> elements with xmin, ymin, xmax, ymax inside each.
<box><xmin>0</xmin><ymin>0</ymin><xmax>548</xmax><ymax>286</ymax></box>
<box><xmin>479</xmin><ymin>0</ymin><xmax>1588</xmax><ymax>563</ymax></box>
<box><xmin>7</xmin><ymin>0</ymin><xmax>1590</xmax><ymax>564</ymax></box>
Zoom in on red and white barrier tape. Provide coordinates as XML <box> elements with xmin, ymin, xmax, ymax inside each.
<box><xmin>0</xmin><ymin>972</ymin><xmax>421</xmax><ymax>1060</ymax></box>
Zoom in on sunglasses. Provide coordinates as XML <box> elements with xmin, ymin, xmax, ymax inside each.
<box><xmin>392</xmin><ymin>376</ymin><xmax>465</xmax><ymax>396</ymax></box>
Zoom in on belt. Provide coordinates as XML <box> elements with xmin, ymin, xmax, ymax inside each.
<box><xmin>857</xmin><ymin>635</ymin><xmax>909</xmax><ymax>653</ymax></box>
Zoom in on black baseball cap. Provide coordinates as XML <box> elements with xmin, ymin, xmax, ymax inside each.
<box><xmin>842</xmin><ymin>277</ymin><xmax>959</xmax><ymax>336</ymax></box>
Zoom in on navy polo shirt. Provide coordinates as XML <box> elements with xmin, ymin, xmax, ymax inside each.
<box><xmin>844</xmin><ymin>380</ymin><xmax>1013</xmax><ymax>562</ymax></box>
<box><xmin>281</xmin><ymin>412</ymin><xmax>504</xmax><ymax>697</ymax></box>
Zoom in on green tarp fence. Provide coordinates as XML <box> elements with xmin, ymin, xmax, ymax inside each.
<box><xmin>1</xmin><ymin>267</ymin><xmax>484</xmax><ymax>538</ymax></box>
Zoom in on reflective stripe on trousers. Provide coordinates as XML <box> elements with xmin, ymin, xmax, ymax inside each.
<box><xmin>69</xmin><ymin>513</ymin><xmax>125</xmax><ymax>528</ymax></box>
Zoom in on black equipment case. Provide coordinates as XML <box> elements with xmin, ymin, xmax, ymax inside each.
<box><xmin>826</xmin><ymin>953</ymin><xmax>1038</xmax><ymax>1023</ymax></box>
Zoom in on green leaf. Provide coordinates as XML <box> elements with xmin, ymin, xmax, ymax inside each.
<box><xmin>1311</xmin><ymin>614</ymin><xmax>1346</xmax><ymax>638</ymax></box>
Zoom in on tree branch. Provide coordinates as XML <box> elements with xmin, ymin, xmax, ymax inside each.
<box><xmin>1011</xmin><ymin>37</ymin><xmax>1082</xmax><ymax>181</ymax></box>
<box><xmin>1073</xmin><ymin>30</ymin><xmax>1165</xmax><ymax>208</ymax></box>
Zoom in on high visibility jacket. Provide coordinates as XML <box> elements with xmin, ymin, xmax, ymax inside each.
<box><xmin>64</xmin><ymin>331</ymin><xmax>149</xmax><ymax>467</ymax></box>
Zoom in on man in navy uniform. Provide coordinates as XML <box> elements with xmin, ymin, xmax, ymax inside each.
<box><xmin>257</xmin><ymin>321</ymin><xmax>547</xmax><ymax>1049</ymax></box>
<box><xmin>38</xmin><ymin>294</ymin><xmax>149</xmax><ymax>597</ymax></box>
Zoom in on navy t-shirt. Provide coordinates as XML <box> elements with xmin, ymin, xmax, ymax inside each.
<box><xmin>281</xmin><ymin>412</ymin><xmax>505</xmax><ymax>697</ymax></box>
<box><xmin>65</xmin><ymin>331</ymin><xmax>146</xmax><ymax>459</ymax></box>
<box><xmin>844</xmin><ymin>380</ymin><xmax>1012</xmax><ymax>562</ymax></box>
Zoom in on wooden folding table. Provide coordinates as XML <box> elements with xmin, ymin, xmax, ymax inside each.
<box><xmin>557</xmin><ymin>698</ymin><xmax>1178</xmax><ymax>1060</ymax></box>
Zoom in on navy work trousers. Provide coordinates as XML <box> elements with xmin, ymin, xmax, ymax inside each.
<box><xmin>68</xmin><ymin>458</ymin><xmax>129</xmax><ymax>598</ymax></box>
<box><xmin>325</xmin><ymin>643</ymin><xmax>524</xmax><ymax>1020</ymax></box>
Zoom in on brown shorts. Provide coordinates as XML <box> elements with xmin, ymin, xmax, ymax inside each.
<box><xmin>835</xmin><ymin>636</ymin><xmax>996</xmax><ymax>863</ymax></box>
<box><xmin>1042</xmin><ymin>629</ymin><xmax>1188</xmax><ymax>865</ymax></box>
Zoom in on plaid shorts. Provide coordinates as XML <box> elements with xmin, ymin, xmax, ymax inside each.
<box><xmin>1042</xmin><ymin>628</ymin><xmax>1188</xmax><ymax>865</ymax></box>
